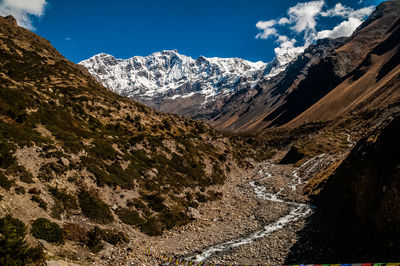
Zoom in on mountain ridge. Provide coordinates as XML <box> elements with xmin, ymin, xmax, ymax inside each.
<box><xmin>79</xmin><ymin>49</ymin><xmax>301</xmax><ymax>121</ymax></box>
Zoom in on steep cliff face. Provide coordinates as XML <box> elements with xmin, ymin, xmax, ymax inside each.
<box><xmin>316</xmin><ymin>109</ymin><xmax>400</xmax><ymax>258</ymax></box>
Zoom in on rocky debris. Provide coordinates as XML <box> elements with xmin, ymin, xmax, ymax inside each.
<box><xmin>187</xmin><ymin>207</ymin><xmax>201</xmax><ymax>220</ymax></box>
<box><xmin>60</xmin><ymin>157</ymin><xmax>70</xmax><ymax>166</ymax></box>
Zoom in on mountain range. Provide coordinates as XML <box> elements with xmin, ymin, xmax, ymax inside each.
<box><xmin>81</xmin><ymin>1</ymin><xmax>400</xmax><ymax>133</ymax></box>
<box><xmin>80</xmin><ymin>48</ymin><xmax>300</xmax><ymax>121</ymax></box>
<box><xmin>1</xmin><ymin>1</ymin><xmax>400</xmax><ymax>264</ymax></box>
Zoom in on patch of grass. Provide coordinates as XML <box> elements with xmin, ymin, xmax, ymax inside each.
<box><xmin>63</xmin><ymin>223</ymin><xmax>89</xmax><ymax>244</ymax></box>
<box><xmin>0</xmin><ymin>215</ymin><xmax>44</xmax><ymax>265</ymax></box>
<box><xmin>78</xmin><ymin>190</ymin><xmax>114</xmax><ymax>224</ymax></box>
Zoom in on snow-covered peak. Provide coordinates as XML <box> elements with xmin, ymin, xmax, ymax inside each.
<box><xmin>79</xmin><ymin>49</ymin><xmax>298</xmax><ymax>107</ymax></box>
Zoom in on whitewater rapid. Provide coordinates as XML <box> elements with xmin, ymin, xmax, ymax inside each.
<box><xmin>189</xmin><ymin>156</ymin><xmax>323</xmax><ymax>262</ymax></box>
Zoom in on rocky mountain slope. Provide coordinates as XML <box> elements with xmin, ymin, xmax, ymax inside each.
<box><xmin>211</xmin><ymin>1</ymin><xmax>400</xmax><ymax>132</ymax></box>
<box><xmin>0</xmin><ymin>14</ymin><xmax>267</xmax><ymax>264</ymax></box>
<box><xmin>80</xmin><ymin>49</ymin><xmax>300</xmax><ymax>120</ymax></box>
<box><xmin>81</xmin><ymin>2</ymin><xmax>400</xmax><ymax>135</ymax></box>
<box><xmin>317</xmin><ymin>109</ymin><xmax>400</xmax><ymax>260</ymax></box>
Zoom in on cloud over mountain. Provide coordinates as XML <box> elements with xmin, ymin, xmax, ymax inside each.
<box><xmin>0</xmin><ymin>0</ymin><xmax>47</xmax><ymax>29</ymax></box>
<box><xmin>256</xmin><ymin>1</ymin><xmax>373</xmax><ymax>58</ymax></box>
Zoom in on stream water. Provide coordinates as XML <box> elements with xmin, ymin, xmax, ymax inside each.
<box><xmin>188</xmin><ymin>156</ymin><xmax>324</xmax><ymax>262</ymax></box>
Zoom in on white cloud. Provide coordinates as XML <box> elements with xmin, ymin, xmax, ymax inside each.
<box><xmin>321</xmin><ymin>3</ymin><xmax>353</xmax><ymax>17</ymax></box>
<box><xmin>65</xmin><ymin>37</ymin><xmax>72</xmax><ymax>41</ymax></box>
<box><xmin>317</xmin><ymin>4</ymin><xmax>373</xmax><ymax>39</ymax></box>
<box><xmin>317</xmin><ymin>17</ymin><xmax>363</xmax><ymax>39</ymax></box>
<box><xmin>350</xmin><ymin>6</ymin><xmax>374</xmax><ymax>19</ymax></box>
<box><xmin>0</xmin><ymin>0</ymin><xmax>47</xmax><ymax>30</ymax></box>
<box><xmin>287</xmin><ymin>0</ymin><xmax>324</xmax><ymax>33</ymax></box>
<box><xmin>278</xmin><ymin>17</ymin><xmax>289</xmax><ymax>25</ymax></box>
<box><xmin>255</xmin><ymin>19</ymin><xmax>278</xmax><ymax>39</ymax></box>
<box><xmin>255</xmin><ymin>1</ymin><xmax>375</xmax><ymax>58</ymax></box>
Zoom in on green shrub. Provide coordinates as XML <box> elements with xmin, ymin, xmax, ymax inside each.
<box><xmin>31</xmin><ymin>195</ymin><xmax>47</xmax><ymax>211</ymax></box>
<box><xmin>158</xmin><ymin>209</ymin><xmax>191</xmax><ymax>230</ymax></box>
<box><xmin>50</xmin><ymin>201</ymin><xmax>63</xmax><ymax>220</ymax></box>
<box><xmin>31</xmin><ymin>218</ymin><xmax>64</xmax><ymax>244</ymax></box>
<box><xmin>89</xmin><ymin>139</ymin><xmax>118</xmax><ymax>160</ymax></box>
<box><xmin>142</xmin><ymin>193</ymin><xmax>167</xmax><ymax>212</ymax></box>
<box><xmin>87</xmin><ymin>227</ymin><xmax>128</xmax><ymax>253</ymax></box>
<box><xmin>15</xmin><ymin>186</ymin><xmax>25</xmax><ymax>195</ymax></box>
<box><xmin>6</xmin><ymin>164</ymin><xmax>34</xmax><ymax>184</ymax></box>
<box><xmin>116</xmin><ymin>208</ymin><xmax>144</xmax><ymax>227</ymax></box>
<box><xmin>0</xmin><ymin>172</ymin><xmax>14</xmax><ymax>191</ymax></box>
<box><xmin>102</xmin><ymin>229</ymin><xmax>129</xmax><ymax>245</ymax></box>
<box><xmin>78</xmin><ymin>190</ymin><xmax>114</xmax><ymax>224</ymax></box>
<box><xmin>48</xmin><ymin>186</ymin><xmax>78</xmax><ymax>212</ymax></box>
<box><xmin>140</xmin><ymin>218</ymin><xmax>163</xmax><ymax>236</ymax></box>
<box><xmin>0</xmin><ymin>215</ymin><xmax>44</xmax><ymax>265</ymax></box>
<box><xmin>28</xmin><ymin>187</ymin><xmax>41</xmax><ymax>194</ymax></box>
<box><xmin>0</xmin><ymin>141</ymin><xmax>16</xmax><ymax>168</ymax></box>
<box><xmin>86</xmin><ymin>227</ymin><xmax>104</xmax><ymax>253</ymax></box>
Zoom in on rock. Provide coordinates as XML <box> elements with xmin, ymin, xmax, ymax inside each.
<box><xmin>5</xmin><ymin>15</ymin><xmax>17</xmax><ymax>26</ymax></box>
<box><xmin>60</xmin><ymin>157</ymin><xmax>70</xmax><ymax>166</ymax></box>
<box><xmin>38</xmin><ymin>239</ymin><xmax>47</xmax><ymax>247</ymax></box>
<box><xmin>112</xmin><ymin>204</ymin><xmax>118</xmax><ymax>210</ymax></box>
<box><xmin>187</xmin><ymin>207</ymin><xmax>201</xmax><ymax>220</ymax></box>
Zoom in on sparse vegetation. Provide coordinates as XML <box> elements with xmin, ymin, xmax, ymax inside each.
<box><xmin>63</xmin><ymin>223</ymin><xmax>89</xmax><ymax>244</ymax></box>
<box><xmin>0</xmin><ymin>215</ymin><xmax>44</xmax><ymax>265</ymax></box>
<box><xmin>78</xmin><ymin>190</ymin><xmax>114</xmax><ymax>224</ymax></box>
<box><xmin>116</xmin><ymin>207</ymin><xmax>144</xmax><ymax>227</ymax></box>
<box><xmin>31</xmin><ymin>218</ymin><xmax>64</xmax><ymax>244</ymax></box>
<box><xmin>0</xmin><ymin>172</ymin><xmax>14</xmax><ymax>191</ymax></box>
<box><xmin>87</xmin><ymin>226</ymin><xmax>128</xmax><ymax>253</ymax></box>
<box><xmin>48</xmin><ymin>186</ymin><xmax>78</xmax><ymax>213</ymax></box>
<box><xmin>31</xmin><ymin>195</ymin><xmax>47</xmax><ymax>210</ymax></box>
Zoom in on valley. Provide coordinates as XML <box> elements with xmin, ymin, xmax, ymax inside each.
<box><xmin>1</xmin><ymin>1</ymin><xmax>400</xmax><ymax>265</ymax></box>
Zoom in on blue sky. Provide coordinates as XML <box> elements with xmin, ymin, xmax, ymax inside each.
<box><xmin>0</xmin><ymin>0</ymin><xmax>384</xmax><ymax>63</ymax></box>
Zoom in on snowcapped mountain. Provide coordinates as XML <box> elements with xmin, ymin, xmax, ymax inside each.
<box><xmin>79</xmin><ymin>50</ymin><xmax>299</xmax><ymax>118</ymax></box>
<box><xmin>80</xmin><ymin>50</ymin><xmax>267</xmax><ymax>101</ymax></box>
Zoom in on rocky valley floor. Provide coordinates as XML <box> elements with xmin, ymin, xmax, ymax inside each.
<box><xmin>96</xmin><ymin>152</ymin><xmax>339</xmax><ymax>265</ymax></box>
